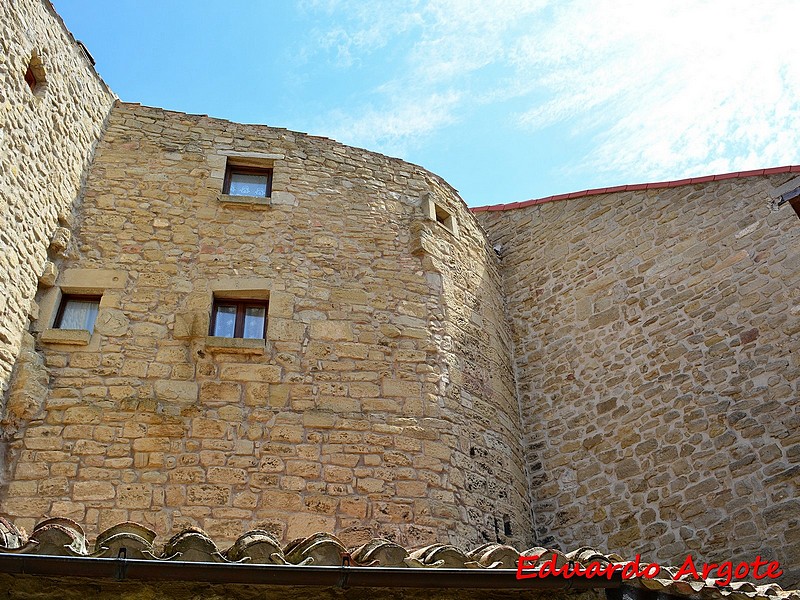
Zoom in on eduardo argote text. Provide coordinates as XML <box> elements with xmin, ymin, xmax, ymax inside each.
<box><xmin>517</xmin><ymin>553</ymin><xmax>783</xmax><ymax>587</ymax></box>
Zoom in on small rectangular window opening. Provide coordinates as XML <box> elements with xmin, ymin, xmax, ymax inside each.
<box><xmin>434</xmin><ymin>203</ymin><xmax>455</xmax><ymax>233</ymax></box>
<box><xmin>223</xmin><ymin>164</ymin><xmax>273</xmax><ymax>198</ymax></box>
<box><xmin>211</xmin><ymin>298</ymin><xmax>268</xmax><ymax>339</ymax></box>
<box><xmin>54</xmin><ymin>295</ymin><xmax>101</xmax><ymax>333</ymax></box>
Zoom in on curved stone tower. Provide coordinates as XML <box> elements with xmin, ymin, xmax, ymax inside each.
<box><xmin>2</xmin><ymin>0</ymin><xmax>798</xmax><ymax>589</ymax></box>
<box><xmin>1</xmin><ymin>101</ymin><xmax>529</xmax><ymax>549</ymax></box>
<box><xmin>0</xmin><ymin>0</ymin><xmax>115</xmax><ymax>395</ymax></box>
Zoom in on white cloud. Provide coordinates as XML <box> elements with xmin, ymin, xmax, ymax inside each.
<box><xmin>304</xmin><ymin>0</ymin><xmax>549</xmax><ymax>152</ymax></box>
<box><xmin>301</xmin><ymin>0</ymin><xmax>800</xmax><ymax>181</ymax></box>
<box><xmin>323</xmin><ymin>91</ymin><xmax>462</xmax><ymax>158</ymax></box>
<box><xmin>518</xmin><ymin>0</ymin><xmax>800</xmax><ymax>181</ymax></box>
<box><xmin>299</xmin><ymin>0</ymin><xmax>423</xmax><ymax>67</ymax></box>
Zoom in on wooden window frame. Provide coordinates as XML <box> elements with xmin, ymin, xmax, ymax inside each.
<box><xmin>210</xmin><ymin>298</ymin><xmax>268</xmax><ymax>339</ymax></box>
<box><xmin>778</xmin><ymin>186</ymin><xmax>800</xmax><ymax>219</ymax></box>
<box><xmin>53</xmin><ymin>294</ymin><xmax>102</xmax><ymax>330</ymax></box>
<box><xmin>222</xmin><ymin>164</ymin><xmax>273</xmax><ymax>198</ymax></box>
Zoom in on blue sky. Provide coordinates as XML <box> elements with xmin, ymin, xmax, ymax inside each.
<box><xmin>53</xmin><ymin>0</ymin><xmax>800</xmax><ymax>207</ymax></box>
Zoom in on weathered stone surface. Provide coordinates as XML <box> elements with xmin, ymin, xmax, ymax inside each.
<box><xmin>38</xmin><ymin>262</ymin><xmax>58</xmax><ymax>287</ymax></box>
<box><xmin>154</xmin><ymin>380</ymin><xmax>199</xmax><ymax>403</ymax></box>
<box><xmin>0</xmin><ymin>100</ymin><xmax>524</xmax><ymax>552</ymax></box>
<box><xmin>477</xmin><ymin>177</ymin><xmax>800</xmax><ymax>586</ymax></box>
<box><xmin>0</xmin><ymin>573</ymin><xmax>604</xmax><ymax>600</ymax></box>
<box><xmin>93</xmin><ymin>309</ymin><xmax>129</xmax><ymax>336</ymax></box>
<box><xmin>38</xmin><ymin>329</ymin><xmax>91</xmax><ymax>345</ymax></box>
<box><xmin>1</xmin><ymin>0</ymin><xmax>797</xmax><ymax>588</ymax></box>
<box><xmin>48</xmin><ymin>227</ymin><xmax>72</xmax><ymax>257</ymax></box>
<box><xmin>2</xmin><ymin>333</ymin><xmax>48</xmax><ymax>428</ymax></box>
<box><xmin>73</xmin><ymin>481</ymin><xmax>115</xmax><ymax>501</ymax></box>
<box><xmin>0</xmin><ymin>0</ymin><xmax>114</xmax><ymax>397</ymax></box>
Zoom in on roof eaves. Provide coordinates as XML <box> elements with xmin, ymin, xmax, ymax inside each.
<box><xmin>472</xmin><ymin>165</ymin><xmax>800</xmax><ymax>213</ymax></box>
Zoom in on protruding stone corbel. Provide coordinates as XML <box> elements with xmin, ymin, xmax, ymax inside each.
<box><xmin>410</xmin><ymin>221</ymin><xmax>438</xmax><ymax>256</ymax></box>
<box><xmin>57</xmin><ymin>211</ymin><xmax>73</xmax><ymax>229</ymax></box>
<box><xmin>38</xmin><ymin>261</ymin><xmax>57</xmax><ymax>287</ymax></box>
<box><xmin>48</xmin><ymin>227</ymin><xmax>71</xmax><ymax>258</ymax></box>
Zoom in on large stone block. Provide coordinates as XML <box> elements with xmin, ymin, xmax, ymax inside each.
<box><xmin>154</xmin><ymin>380</ymin><xmax>198</xmax><ymax>402</ymax></box>
<box><xmin>74</xmin><ymin>481</ymin><xmax>115</xmax><ymax>501</ymax></box>
<box><xmin>309</xmin><ymin>320</ymin><xmax>353</xmax><ymax>341</ymax></box>
<box><xmin>116</xmin><ymin>484</ymin><xmax>153</xmax><ymax>509</ymax></box>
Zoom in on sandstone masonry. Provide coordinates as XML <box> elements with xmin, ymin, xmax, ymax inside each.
<box><xmin>1</xmin><ymin>101</ymin><xmax>528</xmax><ymax>550</ymax></box>
<box><xmin>0</xmin><ymin>0</ymin><xmax>798</xmax><ymax>588</ymax></box>
<box><xmin>0</xmin><ymin>0</ymin><xmax>114</xmax><ymax>398</ymax></box>
<box><xmin>476</xmin><ymin>178</ymin><xmax>800</xmax><ymax>585</ymax></box>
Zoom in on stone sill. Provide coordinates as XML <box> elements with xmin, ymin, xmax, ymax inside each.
<box><xmin>218</xmin><ymin>194</ymin><xmax>271</xmax><ymax>207</ymax></box>
<box><xmin>205</xmin><ymin>336</ymin><xmax>266</xmax><ymax>354</ymax></box>
<box><xmin>40</xmin><ymin>328</ymin><xmax>91</xmax><ymax>346</ymax></box>
<box><xmin>433</xmin><ymin>218</ymin><xmax>457</xmax><ymax>237</ymax></box>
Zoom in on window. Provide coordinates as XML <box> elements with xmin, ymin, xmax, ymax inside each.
<box><xmin>777</xmin><ymin>185</ymin><xmax>800</xmax><ymax>219</ymax></box>
<box><xmin>54</xmin><ymin>295</ymin><xmax>101</xmax><ymax>333</ymax></box>
<box><xmin>423</xmin><ymin>196</ymin><xmax>458</xmax><ymax>236</ymax></box>
<box><xmin>223</xmin><ymin>164</ymin><xmax>273</xmax><ymax>198</ymax></box>
<box><xmin>434</xmin><ymin>203</ymin><xmax>455</xmax><ymax>233</ymax></box>
<box><xmin>211</xmin><ymin>299</ymin><xmax>267</xmax><ymax>339</ymax></box>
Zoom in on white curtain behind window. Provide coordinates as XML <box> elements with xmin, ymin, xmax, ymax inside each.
<box><xmin>61</xmin><ymin>299</ymin><xmax>99</xmax><ymax>332</ymax></box>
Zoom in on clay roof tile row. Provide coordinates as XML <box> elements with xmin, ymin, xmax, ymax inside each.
<box><xmin>0</xmin><ymin>516</ymin><xmax>797</xmax><ymax>598</ymax></box>
<box><xmin>471</xmin><ymin>165</ymin><xmax>800</xmax><ymax>213</ymax></box>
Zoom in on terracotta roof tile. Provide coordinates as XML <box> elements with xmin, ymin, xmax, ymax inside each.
<box><xmin>736</xmin><ymin>168</ymin><xmax>766</xmax><ymax>177</ymax></box>
<box><xmin>472</xmin><ymin>164</ymin><xmax>800</xmax><ymax>212</ymax></box>
<box><xmin>764</xmin><ymin>166</ymin><xmax>792</xmax><ymax>174</ymax></box>
<box><xmin>0</xmin><ymin>516</ymin><xmax>797</xmax><ymax>598</ymax></box>
<box><xmin>689</xmin><ymin>175</ymin><xmax>716</xmax><ymax>183</ymax></box>
<box><xmin>713</xmin><ymin>172</ymin><xmax>742</xmax><ymax>180</ymax></box>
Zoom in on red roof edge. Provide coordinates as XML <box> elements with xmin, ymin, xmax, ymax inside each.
<box><xmin>471</xmin><ymin>165</ymin><xmax>800</xmax><ymax>213</ymax></box>
<box><xmin>713</xmin><ymin>172</ymin><xmax>742</xmax><ymax>180</ymax></box>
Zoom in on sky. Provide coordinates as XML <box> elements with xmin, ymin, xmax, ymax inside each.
<box><xmin>52</xmin><ymin>0</ymin><xmax>800</xmax><ymax>207</ymax></box>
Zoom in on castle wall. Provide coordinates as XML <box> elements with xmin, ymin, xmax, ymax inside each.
<box><xmin>476</xmin><ymin>176</ymin><xmax>800</xmax><ymax>583</ymax></box>
<box><xmin>0</xmin><ymin>102</ymin><xmax>530</xmax><ymax>549</ymax></box>
<box><xmin>0</xmin><ymin>0</ymin><xmax>115</xmax><ymax>396</ymax></box>
<box><xmin>3</xmin><ymin>0</ymin><xmax>798</xmax><ymax>583</ymax></box>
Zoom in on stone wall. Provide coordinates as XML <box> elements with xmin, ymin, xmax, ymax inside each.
<box><xmin>0</xmin><ymin>0</ymin><xmax>114</xmax><ymax>394</ymax></box>
<box><xmin>0</xmin><ymin>573</ymin><xmax>604</xmax><ymax>600</ymax></box>
<box><xmin>476</xmin><ymin>176</ymin><xmax>800</xmax><ymax>584</ymax></box>
<box><xmin>3</xmin><ymin>0</ymin><xmax>798</xmax><ymax>584</ymax></box>
<box><xmin>0</xmin><ymin>102</ymin><xmax>529</xmax><ymax>550</ymax></box>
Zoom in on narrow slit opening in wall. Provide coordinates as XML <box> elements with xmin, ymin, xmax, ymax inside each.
<box><xmin>24</xmin><ymin>53</ymin><xmax>46</xmax><ymax>95</ymax></box>
<box><xmin>24</xmin><ymin>66</ymin><xmax>37</xmax><ymax>90</ymax></box>
<box><xmin>503</xmin><ymin>514</ymin><xmax>512</xmax><ymax>536</ymax></box>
